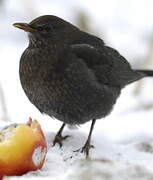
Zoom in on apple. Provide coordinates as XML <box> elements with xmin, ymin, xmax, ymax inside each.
<box><xmin>0</xmin><ymin>118</ymin><xmax>47</xmax><ymax>177</ymax></box>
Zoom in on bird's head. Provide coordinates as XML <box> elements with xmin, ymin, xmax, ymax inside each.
<box><xmin>13</xmin><ymin>15</ymin><xmax>79</xmax><ymax>46</ymax></box>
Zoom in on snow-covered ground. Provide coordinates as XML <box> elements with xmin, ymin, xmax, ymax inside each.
<box><xmin>2</xmin><ymin>103</ymin><xmax>153</xmax><ymax>180</ymax></box>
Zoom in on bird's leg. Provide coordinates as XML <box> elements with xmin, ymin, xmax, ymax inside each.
<box><xmin>74</xmin><ymin>119</ymin><xmax>96</xmax><ymax>158</ymax></box>
<box><xmin>81</xmin><ymin>119</ymin><xmax>96</xmax><ymax>158</ymax></box>
<box><xmin>52</xmin><ymin>123</ymin><xmax>70</xmax><ymax>147</ymax></box>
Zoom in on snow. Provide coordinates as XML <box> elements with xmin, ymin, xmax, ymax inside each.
<box><xmin>1</xmin><ymin>103</ymin><xmax>153</xmax><ymax>180</ymax></box>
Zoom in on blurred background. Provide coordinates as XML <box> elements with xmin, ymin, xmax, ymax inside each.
<box><xmin>0</xmin><ymin>0</ymin><xmax>153</xmax><ymax>138</ymax></box>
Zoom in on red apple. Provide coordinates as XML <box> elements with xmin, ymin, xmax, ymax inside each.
<box><xmin>0</xmin><ymin>118</ymin><xmax>47</xmax><ymax>177</ymax></box>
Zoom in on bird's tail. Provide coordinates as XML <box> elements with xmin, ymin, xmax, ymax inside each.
<box><xmin>121</xmin><ymin>69</ymin><xmax>153</xmax><ymax>87</ymax></box>
<box><xmin>136</xmin><ymin>70</ymin><xmax>153</xmax><ymax>77</ymax></box>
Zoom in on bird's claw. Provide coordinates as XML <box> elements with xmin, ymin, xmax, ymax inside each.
<box><xmin>74</xmin><ymin>141</ymin><xmax>94</xmax><ymax>158</ymax></box>
<box><xmin>52</xmin><ymin>135</ymin><xmax>70</xmax><ymax>147</ymax></box>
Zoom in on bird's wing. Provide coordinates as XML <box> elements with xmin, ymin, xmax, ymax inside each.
<box><xmin>103</xmin><ymin>46</ymin><xmax>145</xmax><ymax>86</ymax></box>
<box><xmin>70</xmin><ymin>44</ymin><xmax>114</xmax><ymax>85</ymax></box>
<box><xmin>71</xmin><ymin>44</ymin><xmax>143</xmax><ymax>87</ymax></box>
<box><xmin>70</xmin><ymin>44</ymin><xmax>111</xmax><ymax>67</ymax></box>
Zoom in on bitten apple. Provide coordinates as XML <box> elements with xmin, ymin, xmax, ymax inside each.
<box><xmin>0</xmin><ymin>118</ymin><xmax>47</xmax><ymax>177</ymax></box>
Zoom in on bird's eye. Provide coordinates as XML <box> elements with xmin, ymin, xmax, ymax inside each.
<box><xmin>36</xmin><ymin>26</ymin><xmax>51</xmax><ymax>32</ymax></box>
<box><xmin>35</xmin><ymin>26</ymin><xmax>43</xmax><ymax>31</ymax></box>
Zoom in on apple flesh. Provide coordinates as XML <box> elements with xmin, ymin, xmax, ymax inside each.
<box><xmin>0</xmin><ymin>118</ymin><xmax>47</xmax><ymax>177</ymax></box>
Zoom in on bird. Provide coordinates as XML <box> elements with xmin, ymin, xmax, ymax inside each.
<box><xmin>13</xmin><ymin>15</ymin><xmax>153</xmax><ymax>158</ymax></box>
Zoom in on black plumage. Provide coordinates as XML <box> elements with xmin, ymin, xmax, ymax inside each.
<box><xmin>13</xmin><ymin>15</ymin><xmax>153</xmax><ymax>157</ymax></box>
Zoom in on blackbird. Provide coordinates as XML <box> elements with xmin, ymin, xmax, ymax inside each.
<box><xmin>13</xmin><ymin>15</ymin><xmax>153</xmax><ymax>157</ymax></box>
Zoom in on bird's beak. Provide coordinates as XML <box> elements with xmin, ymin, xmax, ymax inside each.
<box><xmin>13</xmin><ymin>23</ymin><xmax>35</xmax><ymax>32</ymax></box>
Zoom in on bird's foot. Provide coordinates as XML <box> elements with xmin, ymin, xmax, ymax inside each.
<box><xmin>74</xmin><ymin>140</ymin><xmax>94</xmax><ymax>158</ymax></box>
<box><xmin>52</xmin><ymin>134</ymin><xmax>70</xmax><ymax>148</ymax></box>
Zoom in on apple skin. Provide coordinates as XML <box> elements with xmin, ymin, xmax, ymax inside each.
<box><xmin>0</xmin><ymin>118</ymin><xmax>47</xmax><ymax>176</ymax></box>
